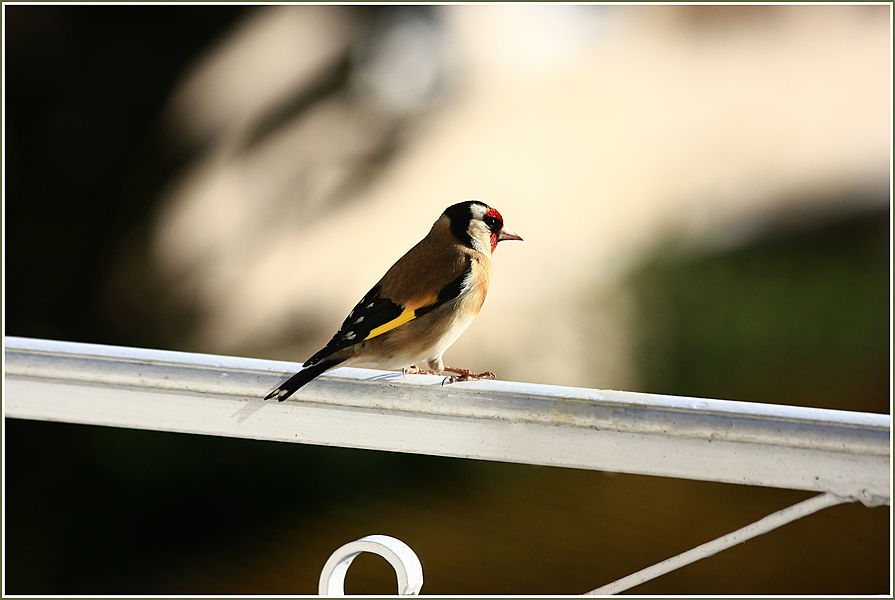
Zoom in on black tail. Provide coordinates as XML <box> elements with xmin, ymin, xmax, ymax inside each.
<box><xmin>264</xmin><ymin>359</ymin><xmax>342</xmax><ymax>402</ymax></box>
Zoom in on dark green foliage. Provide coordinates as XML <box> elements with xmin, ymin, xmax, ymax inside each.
<box><xmin>627</xmin><ymin>204</ymin><xmax>889</xmax><ymax>413</ymax></box>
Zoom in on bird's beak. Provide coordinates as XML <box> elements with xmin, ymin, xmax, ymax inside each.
<box><xmin>498</xmin><ymin>226</ymin><xmax>523</xmax><ymax>242</ymax></box>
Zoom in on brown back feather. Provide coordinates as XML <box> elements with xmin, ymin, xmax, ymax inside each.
<box><xmin>378</xmin><ymin>217</ymin><xmax>488</xmax><ymax>308</ymax></box>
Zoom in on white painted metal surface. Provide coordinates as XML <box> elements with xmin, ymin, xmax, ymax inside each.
<box><xmin>3</xmin><ymin>336</ymin><xmax>891</xmax><ymax>505</ymax></box>
<box><xmin>318</xmin><ymin>535</ymin><xmax>423</xmax><ymax>595</ymax></box>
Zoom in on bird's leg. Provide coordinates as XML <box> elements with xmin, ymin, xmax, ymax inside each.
<box><xmin>441</xmin><ymin>367</ymin><xmax>497</xmax><ymax>385</ymax></box>
<box><xmin>403</xmin><ymin>365</ymin><xmax>437</xmax><ymax>376</ymax></box>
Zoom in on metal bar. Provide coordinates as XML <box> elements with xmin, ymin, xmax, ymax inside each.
<box><xmin>586</xmin><ymin>492</ymin><xmax>849</xmax><ymax>595</ymax></box>
<box><xmin>3</xmin><ymin>336</ymin><xmax>890</xmax><ymax>504</ymax></box>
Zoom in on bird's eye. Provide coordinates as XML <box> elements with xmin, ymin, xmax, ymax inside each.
<box><xmin>483</xmin><ymin>216</ymin><xmax>501</xmax><ymax>231</ymax></box>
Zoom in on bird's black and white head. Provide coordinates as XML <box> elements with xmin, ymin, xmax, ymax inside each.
<box><xmin>441</xmin><ymin>200</ymin><xmax>523</xmax><ymax>255</ymax></box>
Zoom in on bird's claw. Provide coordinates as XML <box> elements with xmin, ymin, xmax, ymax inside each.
<box><xmin>441</xmin><ymin>368</ymin><xmax>496</xmax><ymax>386</ymax></box>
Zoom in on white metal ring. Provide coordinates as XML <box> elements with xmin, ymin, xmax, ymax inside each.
<box><xmin>318</xmin><ymin>534</ymin><xmax>423</xmax><ymax>595</ymax></box>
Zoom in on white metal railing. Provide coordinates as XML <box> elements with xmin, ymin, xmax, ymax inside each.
<box><xmin>3</xmin><ymin>336</ymin><xmax>891</xmax><ymax>594</ymax></box>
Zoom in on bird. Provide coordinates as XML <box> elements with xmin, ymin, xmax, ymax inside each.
<box><xmin>265</xmin><ymin>200</ymin><xmax>523</xmax><ymax>401</ymax></box>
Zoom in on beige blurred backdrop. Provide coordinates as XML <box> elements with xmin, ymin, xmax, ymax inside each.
<box><xmin>142</xmin><ymin>4</ymin><xmax>889</xmax><ymax>393</ymax></box>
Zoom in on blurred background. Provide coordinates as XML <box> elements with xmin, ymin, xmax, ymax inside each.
<box><xmin>3</xmin><ymin>4</ymin><xmax>890</xmax><ymax>594</ymax></box>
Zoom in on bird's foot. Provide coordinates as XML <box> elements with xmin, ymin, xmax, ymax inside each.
<box><xmin>403</xmin><ymin>365</ymin><xmax>438</xmax><ymax>376</ymax></box>
<box><xmin>441</xmin><ymin>367</ymin><xmax>496</xmax><ymax>385</ymax></box>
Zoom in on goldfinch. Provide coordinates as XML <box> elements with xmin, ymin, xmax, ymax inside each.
<box><xmin>265</xmin><ymin>200</ymin><xmax>523</xmax><ymax>401</ymax></box>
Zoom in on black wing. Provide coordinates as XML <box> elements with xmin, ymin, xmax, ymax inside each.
<box><xmin>304</xmin><ymin>284</ymin><xmax>403</xmax><ymax>367</ymax></box>
<box><xmin>304</xmin><ymin>259</ymin><xmax>472</xmax><ymax>367</ymax></box>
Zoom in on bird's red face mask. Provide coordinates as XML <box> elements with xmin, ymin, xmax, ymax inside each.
<box><xmin>485</xmin><ymin>207</ymin><xmax>523</xmax><ymax>253</ymax></box>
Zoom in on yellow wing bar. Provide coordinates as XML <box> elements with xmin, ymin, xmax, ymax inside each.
<box><xmin>364</xmin><ymin>307</ymin><xmax>417</xmax><ymax>340</ymax></box>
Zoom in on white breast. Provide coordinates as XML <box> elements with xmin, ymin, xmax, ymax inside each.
<box><xmin>430</xmin><ymin>309</ymin><xmax>477</xmax><ymax>360</ymax></box>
